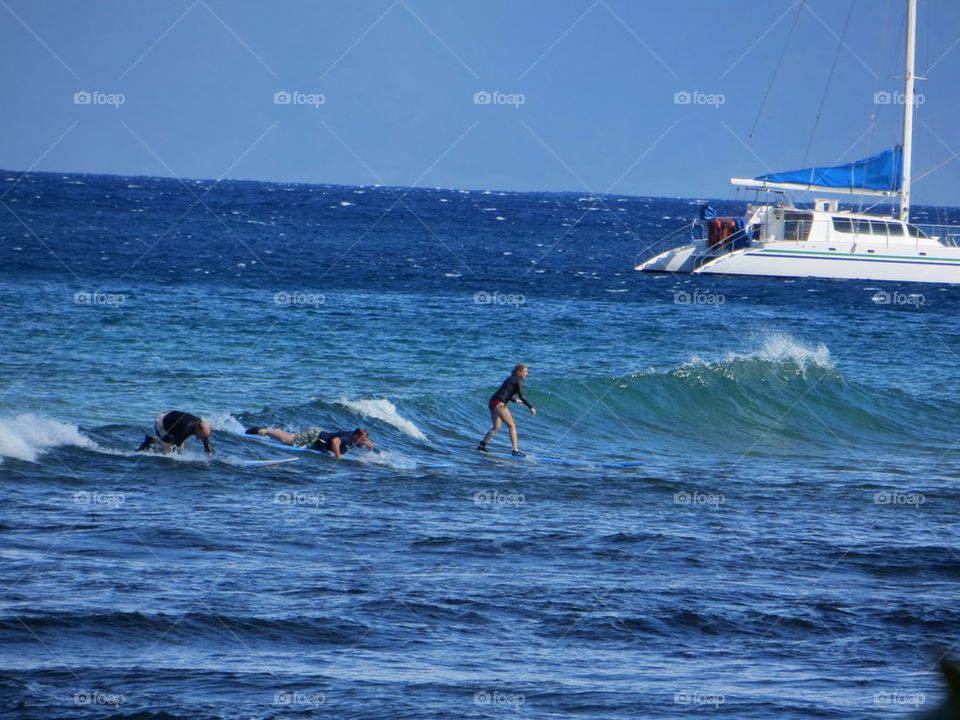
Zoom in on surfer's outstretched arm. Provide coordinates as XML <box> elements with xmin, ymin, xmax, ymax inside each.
<box><xmin>514</xmin><ymin>386</ymin><xmax>536</xmax><ymax>415</ymax></box>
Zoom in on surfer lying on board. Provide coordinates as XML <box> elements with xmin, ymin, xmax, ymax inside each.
<box><xmin>477</xmin><ymin>363</ymin><xmax>536</xmax><ymax>456</ymax></box>
<box><xmin>245</xmin><ymin>426</ymin><xmax>373</xmax><ymax>460</ymax></box>
<box><xmin>137</xmin><ymin>410</ymin><xmax>213</xmax><ymax>456</ymax></box>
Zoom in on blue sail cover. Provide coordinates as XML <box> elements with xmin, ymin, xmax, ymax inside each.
<box><xmin>755</xmin><ymin>146</ymin><xmax>902</xmax><ymax>192</ymax></box>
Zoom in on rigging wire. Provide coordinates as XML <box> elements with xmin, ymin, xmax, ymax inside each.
<box><xmin>802</xmin><ymin>0</ymin><xmax>857</xmax><ymax>166</ymax></box>
<box><xmin>748</xmin><ymin>0</ymin><xmax>805</xmax><ymax>140</ymax></box>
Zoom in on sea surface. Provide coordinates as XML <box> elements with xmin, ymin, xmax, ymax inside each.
<box><xmin>1</xmin><ymin>171</ymin><xmax>959</xmax><ymax>719</ymax></box>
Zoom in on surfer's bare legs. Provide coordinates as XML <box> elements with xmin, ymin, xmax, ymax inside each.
<box><xmin>480</xmin><ymin>413</ymin><xmax>501</xmax><ymax>447</ymax></box>
<box><xmin>501</xmin><ymin>406</ymin><xmax>520</xmax><ymax>452</ymax></box>
<box><xmin>255</xmin><ymin>428</ymin><xmax>297</xmax><ymax>445</ymax></box>
<box><xmin>491</xmin><ymin>404</ymin><xmax>519</xmax><ymax>452</ymax></box>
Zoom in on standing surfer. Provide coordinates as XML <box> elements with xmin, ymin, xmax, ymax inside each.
<box><xmin>477</xmin><ymin>363</ymin><xmax>536</xmax><ymax>456</ymax></box>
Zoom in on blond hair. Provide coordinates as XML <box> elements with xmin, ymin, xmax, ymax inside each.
<box><xmin>512</xmin><ymin>363</ymin><xmax>527</xmax><ymax>376</ymax></box>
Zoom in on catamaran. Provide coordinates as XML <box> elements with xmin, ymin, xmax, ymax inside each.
<box><xmin>637</xmin><ymin>0</ymin><xmax>960</xmax><ymax>284</ymax></box>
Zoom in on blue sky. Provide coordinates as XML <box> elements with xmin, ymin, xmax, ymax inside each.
<box><xmin>2</xmin><ymin>0</ymin><xmax>960</xmax><ymax>204</ymax></box>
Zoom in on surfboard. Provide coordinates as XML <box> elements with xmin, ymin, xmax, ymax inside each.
<box><xmin>243</xmin><ymin>435</ymin><xmax>343</xmax><ymax>456</ymax></box>
<box><xmin>486</xmin><ymin>452</ymin><xmax>643</xmax><ymax>469</ymax></box>
<box><xmin>242</xmin><ymin>434</ymin><xmax>452</xmax><ymax>469</ymax></box>
<box><xmin>139</xmin><ymin>445</ymin><xmax>298</xmax><ymax>468</ymax></box>
<box><xmin>231</xmin><ymin>457</ymin><xmax>299</xmax><ymax>468</ymax></box>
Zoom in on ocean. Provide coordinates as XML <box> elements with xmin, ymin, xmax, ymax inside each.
<box><xmin>1</xmin><ymin>170</ymin><xmax>959</xmax><ymax>719</ymax></box>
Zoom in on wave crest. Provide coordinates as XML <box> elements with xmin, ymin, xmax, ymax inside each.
<box><xmin>680</xmin><ymin>333</ymin><xmax>834</xmax><ymax>380</ymax></box>
<box><xmin>0</xmin><ymin>414</ymin><xmax>96</xmax><ymax>463</ymax></box>
<box><xmin>336</xmin><ymin>398</ymin><xmax>428</xmax><ymax>441</ymax></box>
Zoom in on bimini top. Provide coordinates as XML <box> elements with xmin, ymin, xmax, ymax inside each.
<box><xmin>753</xmin><ymin>145</ymin><xmax>903</xmax><ymax>194</ymax></box>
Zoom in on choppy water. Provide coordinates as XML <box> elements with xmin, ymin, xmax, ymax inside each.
<box><xmin>1</xmin><ymin>171</ymin><xmax>959</xmax><ymax>718</ymax></box>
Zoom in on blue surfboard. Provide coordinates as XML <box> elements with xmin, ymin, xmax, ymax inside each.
<box><xmin>139</xmin><ymin>446</ymin><xmax>298</xmax><ymax>468</ymax></box>
<box><xmin>242</xmin><ymin>434</ymin><xmax>452</xmax><ymax>469</ymax></box>
<box><xmin>230</xmin><ymin>456</ymin><xmax>299</xmax><ymax>468</ymax></box>
<box><xmin>486</xmin><ymin>452</ymin><xmax>643</xmax><ymax>469</ymax></box>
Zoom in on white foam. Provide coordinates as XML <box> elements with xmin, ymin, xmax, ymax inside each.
<box><xmin>351</xmin><ymin>449</ymin><xmax>417</xmax><ymax>469</ymax></box>
<box><xmin>684</xmin><ymin>333</ymin><xmax>834</xmax><ymax>373</ymax></box>
<box><xmin>206</xmin><ymin>413</ymin><xmax>246</xmax><ymax>435</ymax></box>
<box><xmin>0</xmin><ymin>414</ymin><xmax>96</xmax><ymax>464</ymax></box>
<box><xmin>735</xmin><ymin>333</ymin><xmax>834</xmax><ymax>369</ymax></box>
<box><xmin>336</xmin><ymin>398</ymin><xmax>428</xmax><ymax>441</ymax></box>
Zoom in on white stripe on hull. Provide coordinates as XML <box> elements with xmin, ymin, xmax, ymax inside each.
<box><xmin>697</xmin><ymin>247</ymin><xmax>960</xmax><ymax>284</ymax></box>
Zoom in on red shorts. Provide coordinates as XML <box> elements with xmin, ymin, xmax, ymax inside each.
<box><xmin>488</xmin><ymin>398</ymin><xmax>504</xmax><ymax>411</ymax></box>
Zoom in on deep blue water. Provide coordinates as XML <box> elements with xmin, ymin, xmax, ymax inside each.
<box><xmin>1</xmin><ymin>171</ymin><xmax>960</xmax><ymax>719</ymax></box>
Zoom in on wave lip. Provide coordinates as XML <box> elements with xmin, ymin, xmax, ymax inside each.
<box><xmin>681</xmin><ymin>332</ymin><xmax>834</xmax><ymax>378</ymax></box>
<box><xmin>0</xmin><ymin>413</ymin><xmax>97</xmax><ymax>463</ymax></box>
<box><xmin>337</xmin><ymin>397</ymin><xmax>428</xmax><ymax>441</ymax></box>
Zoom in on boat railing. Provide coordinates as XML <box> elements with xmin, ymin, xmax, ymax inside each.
<box><xmin>916</xmin><ymin>224</ymin><xmax>960</xmax><ymax>247</ymax></box>
<box><xmin>693</xmin><ymin>217</ymin><xmax>753</xmax><ymax>254</ymax></box>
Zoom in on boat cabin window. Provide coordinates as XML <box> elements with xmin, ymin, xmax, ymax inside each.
<box><xmin>837</xmin><ymin>217</ymin><xmax>909</xmax><ymax>238</ymax></box>
<box><xmin>783</xmin><ymin>211</ymin><xmax>813</xmax><ymax>241</ymax></box>
<box><xmin>832</xmin><ymin>217</ymin><xmax>854</xmax><ymax>234</ymax></box>
<box><xmin>906</xmin><ymin>224</ymin><xmax>928</xmax><ymax>238</ymax></box>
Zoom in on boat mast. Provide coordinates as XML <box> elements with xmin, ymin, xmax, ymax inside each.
<box><xmin>900</xmin><ymin>0</ymin><xmax>917</xmax><ymax>222</ymax></box>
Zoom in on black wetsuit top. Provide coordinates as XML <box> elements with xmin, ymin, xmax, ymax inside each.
<box><xmin>157</xmin><ymin>411</ymin><xmax>211</xmax><ymax>454</ymax></box>
<box><xmin>491</xmin><ymin>375</ymin><xmax>532</xmax><ymax>408</ymax></box>
<box><xmin>311</xmin><ymin>431</ymin><xmax>355</xmax><ymax>454</ymax></box>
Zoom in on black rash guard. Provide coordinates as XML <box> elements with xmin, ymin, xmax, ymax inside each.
<box><xmin>491</xmin><ymin>375</ymin><xmax>533</xmax><ymax>408</ymax></box>
<box><xmin>311</xmin><ymin>431</ymin><xmax>355</xmax><ymax>454</ymax></box>
<box><xmin>156</xmin><ymin>411</ymin><xmax>211</xmax><ymax>454</ymax></box>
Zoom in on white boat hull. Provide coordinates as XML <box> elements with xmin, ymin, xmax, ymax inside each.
<box><xmin>635</xmin><ymin>245</ymin><xmax>702</xmax><ymax>273</ymax></box>
<box><xmin>696</xmin><ymin>242</ymin><xmax>960</xmax><ymax>284</ymax></box>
